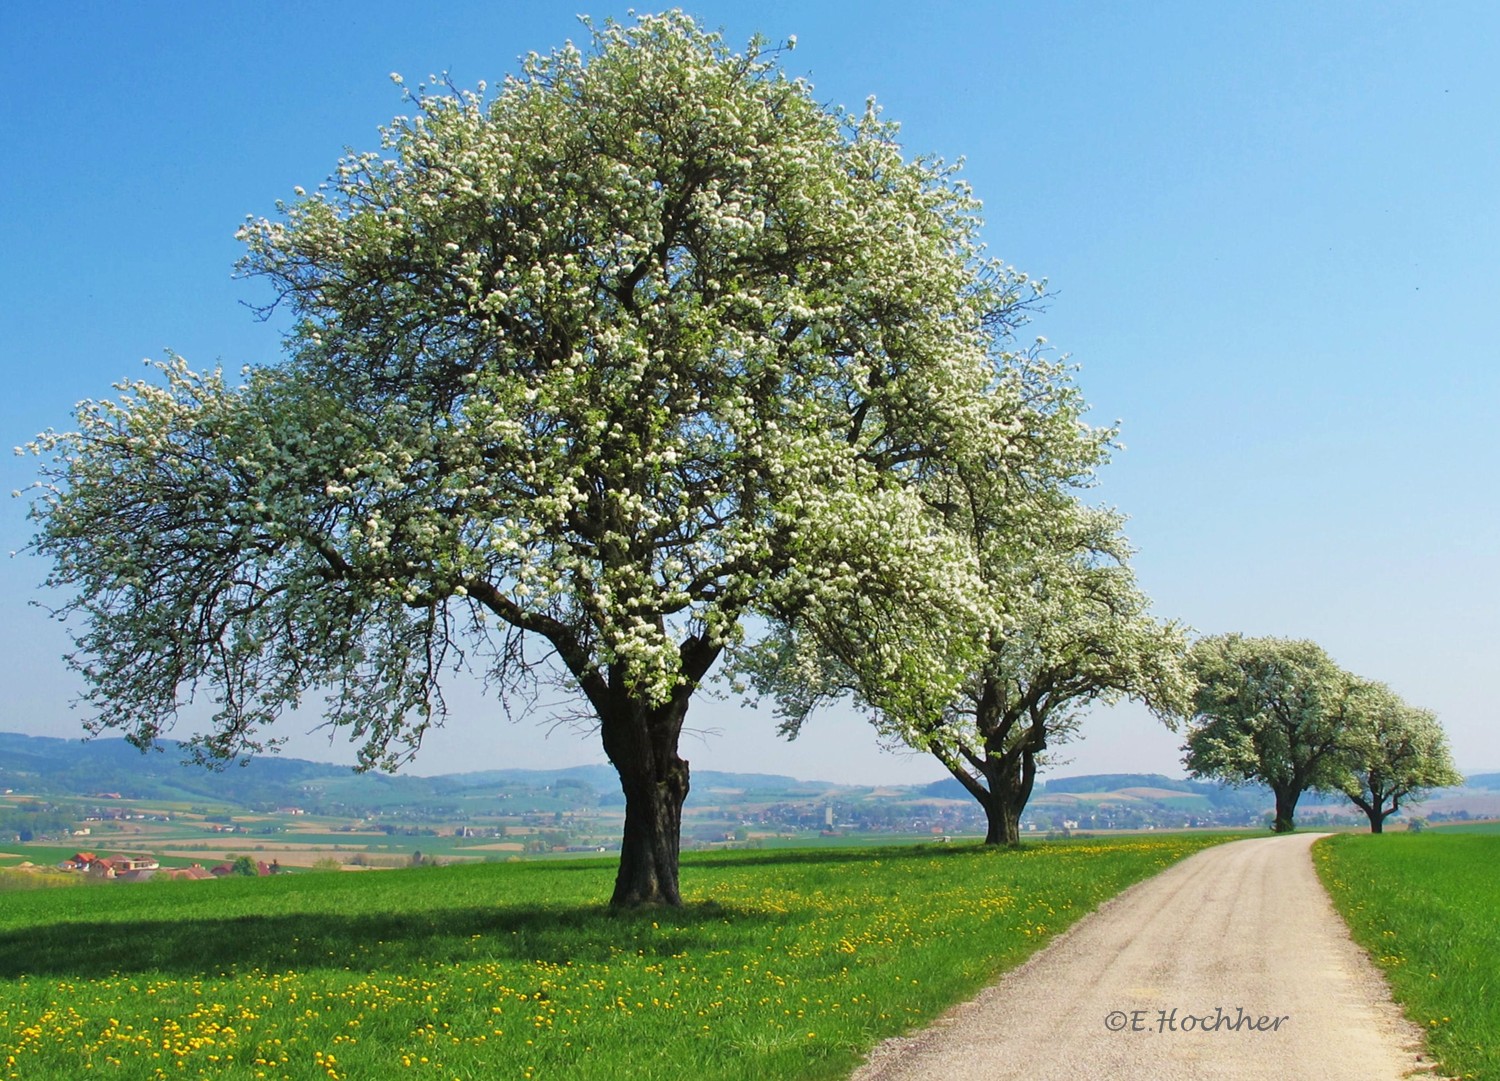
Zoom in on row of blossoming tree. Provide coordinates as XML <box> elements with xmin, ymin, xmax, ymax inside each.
<box><xmin>1181</xmin><ymin>634</ymin><xmax>1462</xmax><ymax>833</ymax></box>
<box><xmin>20</xmin><ymin>14</ymin><xmax>1458</xmax><ymax>906</ymax></box>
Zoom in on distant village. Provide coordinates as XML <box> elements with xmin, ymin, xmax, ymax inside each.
<box><xmin>53</xmin><ymin>851</ymin><xmax>282</xmax><ymax>882</ymax></box>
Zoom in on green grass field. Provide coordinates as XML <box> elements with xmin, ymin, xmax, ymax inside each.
<box><xmin>1315</xmin><ymin>832</ymin><xmax>1498</xmax><ymax>1081</ymax></box>
<box><xmin>0</xmin><ymin>834</ymin><xmax>1231</xmax><ymax>1081</ymax></box>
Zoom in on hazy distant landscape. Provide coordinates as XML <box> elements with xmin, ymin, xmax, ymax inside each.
<box><xmin>3</xmin><ymin>732</ymin><xmax>1495</xmax><ymax>880</ymax></box>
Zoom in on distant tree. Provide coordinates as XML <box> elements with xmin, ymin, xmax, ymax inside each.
<box><xmin>918</xmin><ymin>505</ymin><xmax>1189</xmax><ymax>847</ymax></box>
<box><xmin>1334</xmin><ymin>682</ymin><xmax>1462</xmax><ymax>833</ymax></box>
<box><xmin>230</xmin><ymin>855</ymin><xmax>258</xmax><ymax>876</ymax></box>
<box><xmin>20</xmin><ymin>13</ymin><xmax>1063</xmax><ymax>906</ymax></box>
<box><xmin>741</xmin><ymin>349</ymin><xmax>1188</xmax><ymax>849</ymax></box>
<box><xmin>1182</xmin><ymin>635</ymin><xmax>1355</xmax><ymax>833</ymax></box>
<box><xmin>755</xmin><ymin>497</ymin><xmax>1190</xmax><ymax>846</ymax></box>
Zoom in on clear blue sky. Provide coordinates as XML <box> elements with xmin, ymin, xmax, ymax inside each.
<box><xmin>3</xmin><ymin>2</ymin><xmax>1496</xmax><ymax>784</ymax></box>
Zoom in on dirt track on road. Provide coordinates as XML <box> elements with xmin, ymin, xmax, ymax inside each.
<box><xmin>851</xmin><ymin>833</ymin><xmax>1435</xmax><ymax>1081</ymax></box>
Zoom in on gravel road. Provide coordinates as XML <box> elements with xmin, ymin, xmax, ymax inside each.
<box><xmin>851</xmin><ymin>833</ymin><xmax>1435</xmax><ymax>1081</ymax></box>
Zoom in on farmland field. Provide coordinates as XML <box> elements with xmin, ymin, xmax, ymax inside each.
<box><xmin>1315</xmin><ymin>832</ymin><xmax>1498</xmax><ymax>1081</ymax></box>
<box><xmin>0</xmin><ymin>834</ymin><xmax>1231</xmax><ymax>1080</ymax></box>
<box><xmin>1428</xmin><ymin>819</ymin><xmax>1500</xmax><ymax>835</ymax></box>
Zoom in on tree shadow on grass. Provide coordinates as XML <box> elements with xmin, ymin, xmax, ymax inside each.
<box><xmin>682</xmin><ymin>840</ymin><xmax>1007</xmax><ymax>871</ymax></box>
<box><xmin>504</xmin><ymin>841</ymin><xmax>1000</xmax><ymax>876</ymax></box>
<box><xmin>524</xmin><ymin>844</ymin><xmax>977</xmax><ymax>873</ymax></box>
<box><xmin>0</xmin><ymin>846</ymin><xmax>1009</xmax><ymax>981</ymax></box>
<box><xmin>0</xmin><ymin>899</ymin><xmax>777</xmax><ymax>980</ymax></box>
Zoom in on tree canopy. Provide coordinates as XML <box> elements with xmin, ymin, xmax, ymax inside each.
<box><xmin>1182</xmin><ymin>635</ymin><xmax>1464</xmax><ymax>833</ymax></box>
<box><xmin>23</xmin><ymin>13</ymin><xmax>1069</xmax><ymax>905</ymax></box>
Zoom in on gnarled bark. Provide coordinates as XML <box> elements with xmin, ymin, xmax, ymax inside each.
<box><xmin>595</xmin><ymin>643</ymin><xmax>717</xmax><ymax>907</ymax></box>
<box><xmin>604</xmin><ymin>701</ymin><xmax>691</xmax><ymax>906</ymax></box>
<box><xmin>980</xmin><ymin>747</ymin><xmax>1037</xmax><ymax>847</ymax></box>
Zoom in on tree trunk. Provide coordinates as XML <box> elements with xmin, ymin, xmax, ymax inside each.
<box><xmin>980</xmin><ymin>747</ymin><xmax>1036</xmax><ymax>848</ymax></box>
<box><xmin>1345</xmin><ymin>789</ymin><xmax>1390</xmax><ymax>834</ymax></box>
<box><xmin>928</xmin><ymin>697</ymin><xmax>1040</xmax><ymax>850</ymax></box>
<box><xmin>611</xmin><ymin>751</ymin><xmax>689</xmax><ymax>906</ymax></box>
<box><xmin>473</xmin><ymin>598</ymin><xmax>720</xmax><ymax>909</ymax></box>
<box><xmin>1365</xmin><ymin>796</ymin><xmax>1392</xmax><ymax>833</ymax></box>
<box><xmin>1271</xmin><ymin>786</ymin><xmax>1300</xmax><ymax>833</ymax></box>
<box><xmin>601</xmin><ymin>695</ymin><xmax>692</xmax><ymax>908</ymax></box>
<box><xmin>982</xmin><ymin>799</ymin><xmax>1023</xmax><ymax>846</ymax></box>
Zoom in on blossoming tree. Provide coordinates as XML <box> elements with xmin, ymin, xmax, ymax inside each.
<box><xmin>1182</xmin><ymin>634</ymin><xmax>1355</xmax><ymax>833</ymax></box>
<box><xmin>910</xmin><ymin>503</ymin><xmax>1190</xmax><ymax>846</ymax></box>
<box><xmin>1333</xmin><ymin>681</ymin><xmax>1462</xmax><ymax>832</ymax></box>
<box><xmin>748</xmin><ymin>397</ymin><xmax>1190</xmax><ymax>847</ymax></box>
<box><xmin>22</xmin><ymin>14</ymin><xmax>1058</xmax><ymax>906</ymax></box>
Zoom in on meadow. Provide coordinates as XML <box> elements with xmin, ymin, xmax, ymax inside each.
<box><xmin>0</xmin><ymin>834</ymin><xmax>1230</xmax><ymax>1080</ymax></box>
<box><xmin>1428</xmin><ymin>819</ymin><xmax>1500</xmax><ymax>834</ymax></box>
<box><xmin>1315</xmin><ymin>832</ymin><xmax>1498</xmax><ymax>1081</ymax></box>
